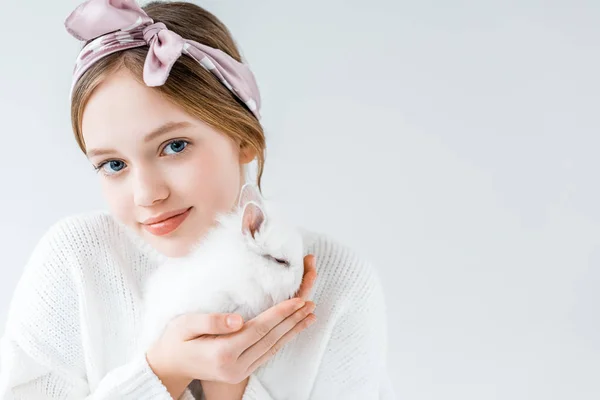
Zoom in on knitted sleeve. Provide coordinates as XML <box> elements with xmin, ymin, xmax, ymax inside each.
<box><xmin>0</xmin><ymin>219</ymin><xmax>177</xmax><ymax>400</ymax></box>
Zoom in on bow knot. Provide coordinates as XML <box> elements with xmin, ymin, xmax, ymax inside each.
<box><xmin>142</xmin><ymin>22</ymin><xmax>185</xmax><ymax>86</ymax></box>
<box><xmin>142</xmin><ymin>21</ymin><xmax>167</xmax><ymax>42</ymax></box>
<box><xmin>65</xmin><ymin>0</ymin><xmax>262</xmax><ymax>120</ymax></box>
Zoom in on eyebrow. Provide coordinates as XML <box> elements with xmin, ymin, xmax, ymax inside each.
<box><xmin>86</xmin><ymin>121</ymin><xmax>192</xmax><ymax>158</ymax></box>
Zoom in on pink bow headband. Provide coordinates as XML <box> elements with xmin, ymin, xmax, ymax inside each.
<box><xmin>65</xmin><ymin>0</ymin><xmax>262</xmax><ymax>120</ymax></box>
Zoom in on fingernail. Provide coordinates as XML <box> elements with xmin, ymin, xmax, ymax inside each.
<box><xmin>227</xmin><ymin>315</ymin><xmax>242</xmax><ymax>328</ymax></box>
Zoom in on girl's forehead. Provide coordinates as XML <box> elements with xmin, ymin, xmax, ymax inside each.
<box><xmin>82</xmin><ymin>71</ymin><xmax>190</xmax><ymax>142</ymax></box>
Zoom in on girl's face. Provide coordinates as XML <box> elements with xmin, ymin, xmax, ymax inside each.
<box><xmin>81</xmin><ymin>69</ymin><xmax>254</xmax><ymax>257</ymax></box>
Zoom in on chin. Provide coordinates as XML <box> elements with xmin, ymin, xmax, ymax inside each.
<box><xmin>167</xmin><ymin>248</ymin><xmax>190</xmax><ymax>258</ymax></box>
<box><xmin>157</xmin><ymin>243</ymin><xmax>187</xmax><ymax>258</ymax></box>
<box><xmin>137</xmin><ymin>230</ymin><xmax>192</xmax><ymax>259</ymax></box>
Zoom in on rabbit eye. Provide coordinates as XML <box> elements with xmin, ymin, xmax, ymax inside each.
<box><xmin>274</xmin><ymin>257</ymin><xmax>289</xmax><ymax>266</ymax></box>
<box><xmin>263</xmin><ymin>254</ymin><xmax>290</xmax><ymax>267</ymax></box>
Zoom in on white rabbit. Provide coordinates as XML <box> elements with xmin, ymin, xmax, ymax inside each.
<box><xmin>138</xmin><ymin>183</ymin><xmax>305</xmax><ymax>353</ymax></box>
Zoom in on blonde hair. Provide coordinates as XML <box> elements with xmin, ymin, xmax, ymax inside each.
<box><xmin>70</xmin><ymin>1</ymin><xmax>266</xmax><ymax>189</ymax></box>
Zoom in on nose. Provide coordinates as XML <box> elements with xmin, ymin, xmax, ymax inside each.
<box><xmin>132</xmin><ymin>166</ymin><xmax>169</xmax><ymax>207</ymax></box>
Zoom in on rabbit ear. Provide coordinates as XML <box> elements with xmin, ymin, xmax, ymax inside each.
<box><xmin>242</xmin><ymin>201</ymin><xmax>265</xmax><ymax>238</ymax></box>
<box><xmin>238</xmin><ymin>182</ymin><xmax>264</xmax><ymax>210</ymax></box>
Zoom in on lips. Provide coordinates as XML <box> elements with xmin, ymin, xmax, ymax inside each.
<box><xmin>141</xmin><ymin>207</ymin><xmax>192</xmax><ymax>236</ymax></box>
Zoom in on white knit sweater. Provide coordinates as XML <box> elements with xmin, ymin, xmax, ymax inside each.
<box><xmin>0</xmin><ymin>210</ymin><xmax>395</xmax><ymax>399</ymax></box>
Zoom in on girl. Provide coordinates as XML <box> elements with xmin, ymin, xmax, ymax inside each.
<box><xmin>0</xmin><ymin>1</ymin><xmax>395</xmax><ymax>399</ymax></box>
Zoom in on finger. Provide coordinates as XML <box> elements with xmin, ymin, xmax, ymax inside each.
<box><xmin>174</xmin><ymin>312</ymin><xmax>244</xmax><ymax>341</ymax></box>
<box><xmin>298</xmin><ymin>267</ymin><xmax>317</xmax><ymax>300</ymax></box>
<box><xmin>296</xmin><ymin>255</ymin><xmax>317</xmax><ymax>300</ymax></box>
<box><xmin>230</xmin><ymin>298</ymin><xmax>305</xmax><ymax>352</ymax></box>
<box><xmin>238</xmin><ymin>301</ymin><xmax>315</xmax><ymax>367</ymax></box>
<box><xmin>245</xmin><ymin>312</ymin><xmax>317</xmax><ymax>374</ymax></box>
<box><xmin>294</xmin><ymin>255</ymin><xmax>313</xmax><ymax>298</ymax></box>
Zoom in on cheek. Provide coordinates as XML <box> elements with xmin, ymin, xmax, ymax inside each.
<box><xmin>100</xmin><ymin>180</ymin><xmax>133</xmax><ymax>224</ymax></box>
<box><xmin>176</xmin><ymin>145</ymin><xmax>241</xmax><ymax>212</ymax></box>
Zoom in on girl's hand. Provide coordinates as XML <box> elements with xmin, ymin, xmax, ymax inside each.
<box><xmin>199</xmin><ymin>254</ymin><xmax>318</xmax><ymax>400</ymax></box>
<box><xmin>147</xmin><ymin>298</ymin><xmax>316</xmax><ymax>399</ymax></box>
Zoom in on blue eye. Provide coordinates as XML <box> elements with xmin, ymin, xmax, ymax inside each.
<box><xmin>94</xmin><ymin>140</ymin><xmax>189</xmax><ymax>177</ymax></box>
<box><xmin>163</xmin><ymin>140</ymin><xmax>188</xmax><ymax>155</ymax></box>
<box><xmin>98</xmin><ymin>160</ymin><xmax>126</xmax><ymax>175</ymax></box>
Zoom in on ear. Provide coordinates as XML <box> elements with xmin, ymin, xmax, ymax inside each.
<box><xmin>238</xmin><ymin>182</ymin><xmax>264</xmax><ymax>210</ymax></box>
<box><xmin>242</xmin><ymin>201</ymin><xmax>265</xmax><ymax>238</ymax></box>
<box><xmin>239</xmin><ymin>143</ymin><xmax>256</xmax><ymax>164</ymax></box>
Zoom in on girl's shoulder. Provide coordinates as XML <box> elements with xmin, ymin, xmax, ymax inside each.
<box><xmin>20</xmin><ymin>210</ymin><xmax>150</xmax><ymax>280</ymax></box>
<box><xmin>36</xmin><ymin>209</ymin><xmax>123</xmax><ymax>242</ymax></box>
<box><xmin>34</xmin><ymin>209</ymin><xmax>139</xmax><ymax>257</ymax></box>
<box><xmin>4</xmin><ymin>210</ymin><xmax>132</xmax><ymax>341</ymax></box>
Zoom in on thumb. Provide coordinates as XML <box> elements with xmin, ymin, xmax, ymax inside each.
<box><xmin>177</xmin><ymin>313</ymin><xmax>244</xmax><ymax>341</ymax></box>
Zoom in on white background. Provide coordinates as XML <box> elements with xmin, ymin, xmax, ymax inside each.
<box><xmin>1</xmin><ymin>1</ymin><xmax>599</xmax><ymax>399</ymax></box>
